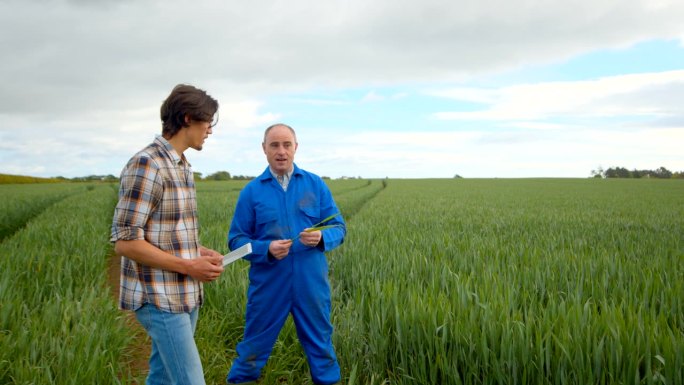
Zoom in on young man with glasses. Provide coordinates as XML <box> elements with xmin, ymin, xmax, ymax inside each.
<box><xmin>111</xmin><ymin>84</ymin><xmax>224</xmax><ymax>385</ymax></box>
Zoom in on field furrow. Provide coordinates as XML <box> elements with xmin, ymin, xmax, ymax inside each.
<box><xmin>0</xmin><ymin>184</ymin><xmax>86</xmax><ymax>242</ymax></box>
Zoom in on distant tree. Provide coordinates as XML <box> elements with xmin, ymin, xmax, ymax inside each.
<box><xmin>598</xmin><ymin>166</ymin><xmax>681</xmax><ymax>179</ymax></box>
<box><xmin>604</xmin><ymin>167</ymin><xmax>630</xmax><ymax>178</ymax></box>
<box><xmin>653</xmin><ymin>166</ymin><xmax>672</xmax><ymax>179</ymax></box>
<box><xmin>590</xmin><ymin>166</ymin><xmax>604</xmax><ymax>178</ymax></box>
<box><xmin>617</xmin><ymin>167</ymin><xmax>630</xmax><ymax>178</ymax></box>
<box><xmin>72</xmin><ymin>174</ymin><xmax>113</xmax><ymax>182</ymax></box>
<box><xmin>193</xmin><ymin>172</ymin><xmax>203</xmax><ymax>180</ymax></box>
<box><xmin>205</xmin><ymin>171</ymin><xmax>231</xmax><ymax>181</ymax></box>
<box><xmin>454</xmin><ymin>174</ymin><xmax>463</xmax><ymax>179</ymax></box>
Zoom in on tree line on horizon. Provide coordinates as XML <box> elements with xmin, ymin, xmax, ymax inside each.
<box><xmin>0</xmin><ymin>171</ymin><xmax>351</xmax><ymax>184</ymax></box>
<box><xmin>590</xmin><ymin>166</ymin><xmax>684</xmax><ymax>179</ymax></box>
<box><xmin>0</xmin><ymin>172</ymin><xmax>253</xmax><ymax>184</ymax></box>
<box><xmin>4</xmin><ymin>166</ymin><xmax>684</xmax><ymax>185</ymax></box>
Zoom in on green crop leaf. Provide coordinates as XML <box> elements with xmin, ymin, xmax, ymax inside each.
<box><xmin>291</xmin><ymin>212</ymin><xmax>342</xmax><ymax>241</ymax></box>
<box><xmin>311</xmin><ymin>212</ymin><xmax>341</xmax><ymax>228</ymax></box>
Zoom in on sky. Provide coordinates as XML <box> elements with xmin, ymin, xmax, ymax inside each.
<box><xmin>1</xmin><ymin>0</ymin><xmax>683</xmax><ymax>179</ymax></box>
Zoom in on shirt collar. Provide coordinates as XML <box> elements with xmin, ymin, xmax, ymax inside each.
<box><xmin>155</xmin><ymin>135</ymin><xmax>190</xmax><ymax>167</ymax></box>
<box><xmin>259</xmin><ymin>163</ymin><xmax>301</xmax><ymax>182</ymax></box>
<box><xmin>269</xmin><ymin>167</ymin><xmax>293</xmax><ymax>181</ymax></box>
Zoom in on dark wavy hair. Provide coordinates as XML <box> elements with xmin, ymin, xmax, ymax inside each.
<box><xmin>160</xmin><ymin>84</ymin><xmax>219</xmax><ymax>138</ymax></box>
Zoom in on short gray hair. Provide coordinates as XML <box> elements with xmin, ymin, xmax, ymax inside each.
<box><xmin>263</xmin><ymin>123</ymin><xmax>297</xmax><ymax>143</ymax></box>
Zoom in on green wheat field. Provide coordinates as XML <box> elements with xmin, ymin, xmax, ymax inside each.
<box><xmin>1</xmin><ymin>178</ymin><xmax>682</xmax><ymax>384</ymax></box>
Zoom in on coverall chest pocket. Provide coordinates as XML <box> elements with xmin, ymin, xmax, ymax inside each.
<box><xmin>299</xmin><ymin>203</ymin><xmax>321</xmax><ymax>227</ymax></box>
<box><xmin>255</xmin><ymin>208</ymin><xmax>285</xmax><ymax>239</ymax></box>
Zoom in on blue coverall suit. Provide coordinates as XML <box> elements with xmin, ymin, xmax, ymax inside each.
<box><xmin>226</xmin><ymin>164</ymin><xmax>346</xmax><ymax>385</ymax></box>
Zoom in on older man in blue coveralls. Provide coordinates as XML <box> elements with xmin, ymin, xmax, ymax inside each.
<box><xmin>226</xmin><ymin>123</ymin><xmax>346</xmax><ymax>385</ymax></box>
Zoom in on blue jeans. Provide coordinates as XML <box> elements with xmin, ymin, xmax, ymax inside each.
<box><xmin>135</xmin><ymin>303</ymin><xmax>206</xmax><ymax>385</ymax></box>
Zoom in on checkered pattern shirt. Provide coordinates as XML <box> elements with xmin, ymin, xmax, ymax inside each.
<box><xmin>110</xmin><ymin>136</ymin><xmax>203</xmax><ymax>313</ymax></box>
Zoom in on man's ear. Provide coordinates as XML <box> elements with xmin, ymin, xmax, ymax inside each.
<box><xmin>184</xmin><ymin>114</ymin><xmax>191</xmax><ymax>125</ymax></box>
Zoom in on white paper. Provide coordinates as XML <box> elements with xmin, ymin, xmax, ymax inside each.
<box><xmin>222</xmin><ymin>243</ymin><xmax>252</xmax><ymax>266</ymax></box>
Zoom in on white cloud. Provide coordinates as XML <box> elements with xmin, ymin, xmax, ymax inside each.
<box><xmin>284</xmin><ymin>98</ymin><xmax>350</xmax><ymax>106</ymax></box>
<box><xmin>361</xmin><ymin>91</ymin><xmax>385</xmax><ymax>103</ymax></box>
<box><xmin>291</xmin><ymin>119</ymin><xmax>684</xmax><ymax>178</ymax></box>
<box><xmin>426</xmin><ymin>87</ymin><xmax>500</xmax><ymax>104</ymax></box>
<box><xmin>432</xmin><ymin>70</ymin><xmax>684</xmax><ymax>121</ymax></box>
<box><xmin>215</xmin><ymin>100</ymin><xmax>281</xmax><ymax>130</ymax></box>
<box><xmin>3</xmin><ymin>0</ymin><xmax>683</xmax><ymax>115</ymax></box>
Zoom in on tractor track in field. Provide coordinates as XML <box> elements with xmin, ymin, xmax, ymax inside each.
<box><xmin>334</xmin><ymin>179</ymin><xmax>387</xmax><ymax>222</ymax></box>
<box><xmin>0</xmin><ymin>194</ymin><xmax>74</xmax><ymax>243</ymax></box>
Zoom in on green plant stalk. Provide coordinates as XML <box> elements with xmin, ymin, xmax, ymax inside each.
<box><xmin>311</xmin><ymin>212</ymin><xmax>342</xmax><ymax>228</ymax></box>
<box><xmin>291</xmin><ymin>212</ymin><xmax>342</xmax><ymax>241</ymax></box>
<box><xmin>292</xmin><ymin>224</ymin><xmax>343</xmax><ymax>241</ymax></box>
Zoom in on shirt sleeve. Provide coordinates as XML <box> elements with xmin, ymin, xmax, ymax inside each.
<box><xmin>110</xmin><ymin>155</ymin><xmax>162</xmax><ymax>242</ymax></box>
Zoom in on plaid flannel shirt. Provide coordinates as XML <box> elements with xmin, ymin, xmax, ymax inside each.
<box><xmin>110</xmin><ymin>136</ymin><xmax>203</xmax><ymax>313</ymax></box>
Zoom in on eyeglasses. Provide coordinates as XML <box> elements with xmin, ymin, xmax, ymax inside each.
<box><xmin>193</xmin><ymin>112</ymin><xmax>219</xmax><ymax>128</ymax></box>
<box><xmin>208</xmin><ymin>111</ymin><xmax>219</xmax><ymax>128</ymax></box>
